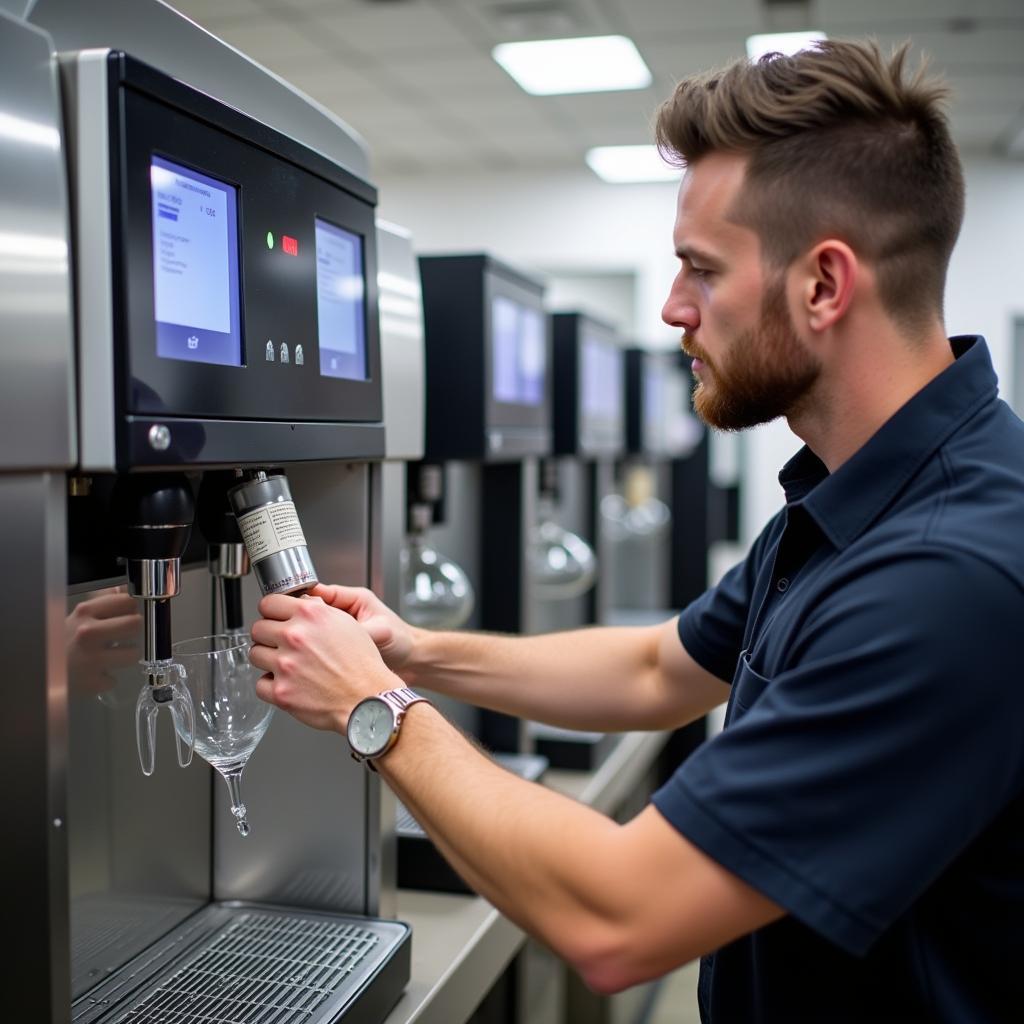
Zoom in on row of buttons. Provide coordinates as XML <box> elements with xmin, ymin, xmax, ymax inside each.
<box><xmin>265</xmin><ymin>340</ymin><xmax>304</xmax><ymax>365</ymax></box>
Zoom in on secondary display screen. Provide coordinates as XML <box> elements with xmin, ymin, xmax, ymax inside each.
<box><xmin>581</xmin><ymin>335</ymin><xmax>623</xmax><ymax>420</ymax></box>
<box><xmin>315</xmin><ymin>218</ymin><xmax>368</xmax><ymax>380</ymax></box>
<box><xmin>151</xmin><ymin>156</ymin><xmax>242</xmax><ymax>366</ymax></box>
<box><xmin>492</xmin><ymin>295</ymin><xmax>545</xmax><ymax>406</ymax></box>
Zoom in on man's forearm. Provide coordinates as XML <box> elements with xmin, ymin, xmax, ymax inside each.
<box><xmin>399</xmin><ymin>622</ymin><xmax>692</xmax><ymax>731</ymax></box>
<box><xmin>377</xmin><ymin>702</ymin><xmax>784</xmax><ymax>992</ymax></box>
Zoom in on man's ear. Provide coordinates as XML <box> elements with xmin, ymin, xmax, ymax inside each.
<box><xmin>798</xmin><ymin>240</ymin><xmax>858</xmax><ymax>333</ymax></box>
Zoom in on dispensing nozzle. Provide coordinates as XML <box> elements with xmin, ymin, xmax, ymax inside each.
<box><xmin>111</xmin><ymin>474</ymin><xmax>196</xmax><ymax>775</ymax></box>
<box><xmin>198</xmin><ymin>470</ymin><xmax>251</xmax><ymax>634</ymax></box>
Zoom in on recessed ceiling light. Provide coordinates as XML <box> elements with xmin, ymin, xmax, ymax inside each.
<box><xmin>745</xmin><ymin>31</ymin><xmax>826</xmax><ymax>61</ymax></box>
<box><xmin>492</xmin><ymin>35</ymin><xmax>652</xmax><ymax>96</ymax></box>
<box><xmin>585</xmin><ymin>145</ymin><xmax>681</xmax><ymax>184</ymax></box>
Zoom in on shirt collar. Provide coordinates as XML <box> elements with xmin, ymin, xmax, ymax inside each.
<box><xmin>778</xmin><ymin>336</ymin><xmax>998</xmax><ymax>550</ymax></box>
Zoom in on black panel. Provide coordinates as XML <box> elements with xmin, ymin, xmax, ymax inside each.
<box><xmin>707</xmin><ymin>482</ymin><xmax>741</xmax><ymax>544</ymax></box>
<box><xmin>669</xmin><ymin>431</ymin><xmax>710</xmax><ymax>610</ymax></box>
<box><xmin>551</xmin><ymin>312</ymin><xmax>625</xmax><ymax>458</ymax></box>
<box><xmin>106</xmin><ymin>53</ymin><xmax>383</xmax><ymax>469</ymax></box>
<box><xmin>419</xmin><ymin>254</ymin><xmax>550</xmax><ymax>462</ymax></box>
<box><xmin>478</xmin><ymin>462</ymin><xmax>527</xmax><ymax>751</ymax></box>
<box><xmin>625</xmin><ymin>347</ymin><xmax>644</xmax><ymax>455</ymax></box>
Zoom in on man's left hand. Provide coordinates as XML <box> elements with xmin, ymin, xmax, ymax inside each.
<box><xmin>249</xmin><ymin>593</ymin><xmax>397</xmax><ymax>733</ymax></box>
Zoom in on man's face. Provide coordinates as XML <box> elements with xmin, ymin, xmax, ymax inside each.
<box><xmin>661</xmin><ymin>153</ymin><xmax>821</xmax><ymax>431</ymax></box>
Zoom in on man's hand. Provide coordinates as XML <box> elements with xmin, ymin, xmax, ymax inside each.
<box><xmin>309</xmin><ymin>584</ymin><xmax>417</xmax><ymax>672</ymax></box>
<box><xmin>66</xmin><ymin>587</ymin><xmax>142</xmax><ymax>696</ymax></box>
<box><xmin>249</xmin><ymin>592</ymin><xmax>398</xmax><ymax>733</ymax></box>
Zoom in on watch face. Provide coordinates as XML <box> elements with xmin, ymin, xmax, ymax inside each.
<box><xmin>349</xmin><ymin>698</ymin><xmax>396</xmax><ymax>758</ymax></box>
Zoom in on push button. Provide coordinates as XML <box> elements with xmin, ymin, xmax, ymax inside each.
<box><xmin>280</xmin><ymin>342</ymin><xmax>290</xmax><ymax>364</ymax></box>
<box><xmin>265</xmin><ymin>340</ymin><xmax>275</xmax><ymax>362</ymax></box>
<box><xmin>295</xmin><ymin>344</ymin><xmax>304</xmax><ymax>366</ymax></box>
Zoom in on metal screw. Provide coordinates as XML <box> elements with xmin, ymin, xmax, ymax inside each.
<box><xmin>148</xmin><ymin>424</ymin><xmax>171</xmax><ymax>451</ymax></box>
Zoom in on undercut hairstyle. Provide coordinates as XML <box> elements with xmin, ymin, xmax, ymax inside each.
<box><xmin>655</xmin><ymin>40</ymin><xmax>965</xmax><ymax>334</ymax></box>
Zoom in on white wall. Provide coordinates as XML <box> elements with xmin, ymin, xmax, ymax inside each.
<box><xmin>377</xmin><ymin>169</ymin><xmax>681</xmax><ymax>348</ymax></box>
<box><xmin>379</xmin><ymin>156</ymin><xmax>1024</xmax><ymax>544</ymax></box>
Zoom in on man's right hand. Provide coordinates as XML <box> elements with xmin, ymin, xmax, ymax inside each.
<box><xmin>309</xmin><ymin>584</ymin><xmax>417</xmax><ymax>673</ymax></box>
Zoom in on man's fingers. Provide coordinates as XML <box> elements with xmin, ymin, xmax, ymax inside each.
<box><xmin>254</xmin><ymin>673</ymin><xmax>277</xmax><ymax>705</ymax></box>
<box><xmin>248</xmin><ymin>643</ymin><xmax>278</xmax><ymax>674</ymax></box>
<box><xmin>257</xmin><ymin>593</ymin><xmax>305</xmax><ymax>621</ymax></box>
<box><xmin>311</xmin><ymin>583</ymin><xmax>364</xmax><ymax>613</ymax></box>
<box><xmin>250</xmin><ymin>617</ymin><xmax>289</xmax><ymax>647</ymax></box>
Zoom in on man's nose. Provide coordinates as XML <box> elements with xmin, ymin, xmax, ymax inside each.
<box><xmin>662</xmin><ymin>290</ymin><xmax>700</xmax><ymax>334</ymax></box>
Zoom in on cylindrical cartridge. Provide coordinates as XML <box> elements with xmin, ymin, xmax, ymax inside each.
<box><xmin>228</xmin><ymin>474</ymin><xmax>318</xmax><ymax>596</ymax></box>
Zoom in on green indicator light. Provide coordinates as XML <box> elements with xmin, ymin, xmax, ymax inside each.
<box><xmin>266</xmin><ymin>231</ymin><xmax>274</xmax><ymax>250</ymax></box>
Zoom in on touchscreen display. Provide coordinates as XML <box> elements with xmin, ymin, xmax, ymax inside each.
<box><xmin>581</xmin><ymin>335</ymin><xmax>623</xmax><ymax>420</ymax></box>
<box><xmin>492</xmin><ymin>295</ymin><xmax>545</xmax><ymax>406</ymax></box>
<box><xmin>638</xmin><ymin>366</ymin><xmax>663</xmax><ymax>450</ymax></box>
<box><xmin>315</xmin><ymin>218</ymin><xmax>368</xmax><ymax>380</ymax></box>
<box><xmin>151</xmin><ymin>156</ymin><xmax>242</xmax><ymax>366</ymax></box>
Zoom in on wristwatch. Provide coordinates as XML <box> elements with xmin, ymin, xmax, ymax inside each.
<box><xmin>347</xmin><ymin>686</ymin><xmax>430</xmax><ymax>771</ymax></box>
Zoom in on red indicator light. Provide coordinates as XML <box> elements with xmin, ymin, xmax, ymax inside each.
<box><xmin>282</xmin><ymin>235</ymin><xmax>299</xmax><ymax>256</ymax></box>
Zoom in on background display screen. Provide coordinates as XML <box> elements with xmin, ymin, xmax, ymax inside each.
<box><xmin>492</xmin><ymin>295</ymin><xmax>545</xmax><ymax>406</ymax></box>
<box><xmin>151</xmin><ymin>156</ymin><xmax>242</xmax><ymax>366</ymax></box>
<box><xmin>315</xmin><ymin>218</ymin><xmax>368</xmax><ymax>380</ymax></box>
<box><xmin>581</xmin><ymin>335</ymin><xmax>623</xmax><ymax>420</ymax></box>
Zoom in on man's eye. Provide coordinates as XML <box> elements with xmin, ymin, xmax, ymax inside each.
<box><xmin>691</xmin><ymin>266</ymin><xmax>712</xmax><ymax>279</ymax></box>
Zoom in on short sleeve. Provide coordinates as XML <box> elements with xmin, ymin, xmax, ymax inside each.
<box><xmin>654</xmin><ymin>546</ymin><xmax>1024</xmax><ymax>956</ymax></box>
<box><xmin>677</xmin><ymin>509</ymin><xmax>785</xmax><ymax>683</ymax></box>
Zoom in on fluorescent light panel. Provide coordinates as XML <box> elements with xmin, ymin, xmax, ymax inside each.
<box><xmin>585</xmin><ymin>145</ymin><xmax>681</xmax><ymax>184</ymax></box>
<box><xmin>746</xmin><ymin>31</ymin><xmax>826</xmax><ymax>61</ymax></box>
<box><xmin>493</xmin><ymin>35</ymin><xmax>652</xmax><ymax>96</ymax></box>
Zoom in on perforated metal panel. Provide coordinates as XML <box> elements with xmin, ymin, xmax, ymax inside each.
<box><xmin>73</xmin><ymin>905</ymin><xmax>409</xmax><ymax>1024</ymax></box>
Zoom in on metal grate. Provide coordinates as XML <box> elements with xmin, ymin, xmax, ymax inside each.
<box><xmin>113</xmin><ymin>911</ymin><xmax>380</xmax><ymax>1024</ymax></box>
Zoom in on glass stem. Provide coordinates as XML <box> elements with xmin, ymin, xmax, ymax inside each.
<box><xmin>221</xmin><ymin>771</ymin><xmax>250</xmax><ymax>837</ymax></box>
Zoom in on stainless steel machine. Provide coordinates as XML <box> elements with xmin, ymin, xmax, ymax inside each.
<box><xmin>6</xmin><ymin>2</ymin><xmax>421</xmax><ymax>1020</ymax></box>
<box><xmin>524</xmin><ymin>311</ymin><xmax>627</xmax><ymax>770</ymax></box>
<box><xmin>415</xmin><ymin>252</ymin><xmax>553</xmax><ymax>753</ymax></box>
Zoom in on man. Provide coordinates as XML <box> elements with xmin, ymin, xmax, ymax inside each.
<box><xmin>250</xmin><ymin>40</ymin><xmax>1024</xmax><ymax>1022</ymax></box>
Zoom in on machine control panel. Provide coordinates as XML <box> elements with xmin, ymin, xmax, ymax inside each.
<box><xmin>418</xmin><ymin>253</ymin><xmax>551</xmax><ymax>461</ymax></box>
<box><xmin>72</xmin><ymin>51</ymin><xmax>385</xmax><ymax>469</ymax></box>
<box><xmin>551</xmin><ymin>312</ymin><xmax>626</xmax><ymax>458</ymax></box>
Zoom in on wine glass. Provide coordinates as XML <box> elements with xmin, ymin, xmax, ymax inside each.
<box><xmin>171</xmin><ymin>633</ymin><xmax>274</xmax><ymax>837</ymax></box>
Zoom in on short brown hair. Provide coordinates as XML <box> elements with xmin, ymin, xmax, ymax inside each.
<box><xmin>655</xmin><ymin>40</ymin><xmax>964</xmax><ymax>333</ymax></box>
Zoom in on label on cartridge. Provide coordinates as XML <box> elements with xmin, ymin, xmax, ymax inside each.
<box><xmin>237</xmin><ymin>501</ymin><xmax>307</xmax><ymax>563</ymax></box>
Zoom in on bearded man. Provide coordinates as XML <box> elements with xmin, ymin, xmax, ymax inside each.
<box><xmin>251</xmin><ymin>40</ymin><xmax>1024</xmax><ymax>1023</ymax></box>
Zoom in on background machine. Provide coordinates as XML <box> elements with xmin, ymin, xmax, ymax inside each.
<box><xmin>6</xmin><ymin>2</ymin><xmax>419</xmax><ymax>1021</ymax></box>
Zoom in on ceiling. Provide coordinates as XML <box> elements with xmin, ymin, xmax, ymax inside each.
<box><xmin>166</xmin><ymin>0</ymin><xmax>1024</xmax><ymax>178</ymax></box>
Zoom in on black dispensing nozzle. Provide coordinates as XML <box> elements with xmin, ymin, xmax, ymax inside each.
<box><xmin>111</xmin><ymin>473</ymin><xmax>195</xmax><ymax>666</ymax></box>
<box><xmin>198</xmin><ymin>470</ymin><xmax>250</xmax><ymax>633</ymax></box>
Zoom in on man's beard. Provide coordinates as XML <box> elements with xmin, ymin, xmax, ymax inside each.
<box><xmin>684</xmin><ymin>277</ymin><xmax>820</xmax><ymax>431</ymax></box>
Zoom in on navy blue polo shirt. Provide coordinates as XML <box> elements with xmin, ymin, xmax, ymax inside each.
<box><xmin>653</xmin><ymin>337</ymin><xmax>1024</xmax><ymax>1023</ymax></box>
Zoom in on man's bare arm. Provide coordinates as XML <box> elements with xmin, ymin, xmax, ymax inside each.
<box><xmin>379</xmin><ymin>702</ymin><xmax>782</xmax><ymax>992</ymax></box>
<box><xmin>314</xmin><ymin>584</ymin><xmax>730</xmax><ymax>732</ymax></box>
<box><xmin>405</xmin><ymin>619</ymin><xmax>730</xmax><ymax>731</ymax></box>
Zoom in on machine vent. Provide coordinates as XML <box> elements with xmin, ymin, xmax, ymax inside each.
<box><xmin>74</xmin><ymin>908</ymin><xmax>400</xmax><ymax>1024</ymax></box>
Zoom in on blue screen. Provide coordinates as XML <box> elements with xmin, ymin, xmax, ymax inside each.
<box><xmin>492</xmin><ymin>295</ymin><xmax>545</xmax><ymax>406</ymax></box>
<box><xmin>581</xmin><ymin>335</ymin><xmax>623</xmax><ymax>420</ymax></box>
<box><xmin>151</xmin><ymin>156</ymin><xmax>242</xmax><ymax>367</ymax></box>
<box><xmin>315</xmin><ymin>218</ymin><xmax>368</xmax><ymax>380</ymax></box>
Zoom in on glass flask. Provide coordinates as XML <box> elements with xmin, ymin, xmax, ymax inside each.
<box><xmin>171</xmin><ymin>633</ymin><xmax>274</xmax><ymax>837</ymax></box>
<box><xmin>529</xmin><ymin>495</ymin><xmax>597</xmax><ymax>600</ymax></box>
<box><xmin>400</xmin><ymin>532</ymin><xmax>476</xmax><ymax>630</ymax></box>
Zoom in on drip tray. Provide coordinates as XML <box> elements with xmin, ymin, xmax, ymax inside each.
<box><xmin>72</xmin><ymin>902</ymin><xmax>410</xmax><ymax>1024</ymax></box>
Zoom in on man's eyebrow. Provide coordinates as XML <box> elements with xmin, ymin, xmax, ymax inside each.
<box><xmin>675</xmin><ymin>244</ymin><xmax>721</xmax><ymax>266</ymax></box>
